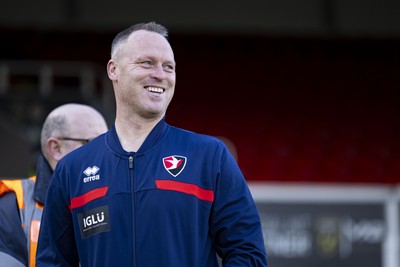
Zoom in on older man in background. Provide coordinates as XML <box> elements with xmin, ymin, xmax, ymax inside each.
<box><xmin>0</xmin><ymin>103</ymin><xmax>108</xmax><ymax>267</ymax></box>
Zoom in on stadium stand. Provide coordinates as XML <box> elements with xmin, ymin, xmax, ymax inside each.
<box><xmin>1</xmin><ymin>30</ymin><xmax>399</xmax><ymax>184</ymax></box>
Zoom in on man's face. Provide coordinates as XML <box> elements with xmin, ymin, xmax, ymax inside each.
<box><xmin>110</xmin><ymin>30</ymin><xmax>176</xmax><ymax>120</ymax></box>
<box><xmin>58</xmin><ymin>116</ymin><xmax>108</xmax><ymax>158</ymax></box>
<box><xmin>59</xmin><ymin>139</ymin><xmax>85</xmax><ymax>158</ymax></box>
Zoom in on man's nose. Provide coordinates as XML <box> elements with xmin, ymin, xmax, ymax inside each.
<box><xmin>150</xmin><ymin>64</ymin><xmax>167</xmax><ymax>80</ymax></box>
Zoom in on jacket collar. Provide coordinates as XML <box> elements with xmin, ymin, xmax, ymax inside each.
<box><xmin>33</xmin><ymin>152</ymin><xmax>53</xmax><ymax>205</ymax></box>
<box><xmin>107</xmin><ymin>117</ymin><xmax>169</xmax><ymax>155</ymax></box>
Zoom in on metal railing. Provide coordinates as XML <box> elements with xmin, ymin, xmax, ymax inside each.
<box><xmin>0</xmin><ymin>60</ymin><xmax>109</xmax><ymax>99</ymax></box>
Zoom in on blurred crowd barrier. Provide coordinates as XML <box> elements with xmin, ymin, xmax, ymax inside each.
<box><xmin>249</xmin><ymin>182</ymin><xmax>399</xmax><ymax>267</ymax></box>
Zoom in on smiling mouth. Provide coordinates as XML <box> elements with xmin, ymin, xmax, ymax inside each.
<box><xmin>145</xmin><ymin>86</ymin><xmax>165</xmax><ymax>94</ymax></box>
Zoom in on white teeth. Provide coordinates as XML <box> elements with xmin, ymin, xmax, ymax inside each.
<box><xmin>145</xmin><ymin>87</ymin><xmax>164</xmax><ymax>93</ymax></box>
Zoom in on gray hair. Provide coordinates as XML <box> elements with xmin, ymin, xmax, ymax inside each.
<box><xmin>111</xmin><ymin>21</ymin><xmax>169</xmax><ymax>58</ymax></box>
<box><xmin>40</xmin><ymin>115</ymin><xmax>67</xmax><ymax>150</ymax></box>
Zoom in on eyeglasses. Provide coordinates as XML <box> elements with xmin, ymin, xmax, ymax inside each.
<box><xmin>56</xmin><ymin>137</ymin><xmax>91</xmax><ymax>144</ymax></box>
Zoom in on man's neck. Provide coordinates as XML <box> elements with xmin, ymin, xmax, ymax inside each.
<box><xmin>115</xmin><ymin>115</ymin><xmax>162</xmax><ymax>152</ymax></box>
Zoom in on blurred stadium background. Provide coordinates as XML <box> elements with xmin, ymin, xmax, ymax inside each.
<box><xmin>1</xmin><ymin>0</ymin><xmax>400</xmax><ymax>266</ymax></box>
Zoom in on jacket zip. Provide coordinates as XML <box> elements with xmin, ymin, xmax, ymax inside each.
<box><xmin>129</xmin><ymin>155</ymin><xmax>136</xmax><ymax>267</ymax></box>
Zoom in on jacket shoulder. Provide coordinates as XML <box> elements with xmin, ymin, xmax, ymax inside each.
<box><xmin>169</xmin><ymin>126</ymin><xmax>223</xmax><ymax>145</ymax></box>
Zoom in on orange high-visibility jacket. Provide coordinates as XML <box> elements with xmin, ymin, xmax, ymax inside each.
<box><xmin>0</xmin><ymin>177</ymin><xmax>43</xmax><ymax>267</ymax></box>
<box><xmin>0</xmin><ymin>153</ymin><xmax>51</xmax><ymax>267</ymax></box>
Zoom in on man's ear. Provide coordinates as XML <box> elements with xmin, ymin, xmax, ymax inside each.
<box><xmin>46</xmin><ymin>138</ymin><xmax>64</xmax><ymax>162</ymax></box>
<box><xmin>107</xmin><ymin>59</ymin><xmax>118</xmax><ymax>81</ymax></box>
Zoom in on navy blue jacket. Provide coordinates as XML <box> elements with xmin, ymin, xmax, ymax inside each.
<box><xmin>37</xmin><ymin>119</ymin><xmax>267</xmax><ymax>267</ymax></box>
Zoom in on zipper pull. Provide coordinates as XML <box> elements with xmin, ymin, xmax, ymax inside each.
<box><xmin>129</xmin><ymin>156</ymin><xmax>133</xmax><ymax>169</ymax></box>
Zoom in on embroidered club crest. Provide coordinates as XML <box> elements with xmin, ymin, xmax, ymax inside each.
<box><xmin>162</xmin><ymin>155</ymin><xmax>187</xmax><ymax>177</ymax></box>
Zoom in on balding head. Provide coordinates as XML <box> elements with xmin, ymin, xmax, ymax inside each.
<box><xmin>41</xmin><ymin>103</ymin><xmax>108</xmax><ymax>170</ymax></box>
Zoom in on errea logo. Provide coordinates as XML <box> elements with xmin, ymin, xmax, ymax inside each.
<box><xmin>83</xmin><ymin>166</ymin><xmax>99</xmax><ymax>176</ymax></box>
<box><xmin>83</xmin><ymin>166</ymin><xmax>100</xmax><ymax>183</ymax></box>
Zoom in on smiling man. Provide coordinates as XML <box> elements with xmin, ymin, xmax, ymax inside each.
<box><xmin>36</xmin><ymin>22</ymin><xmax>267</xmax><ymax>267</ymax></box>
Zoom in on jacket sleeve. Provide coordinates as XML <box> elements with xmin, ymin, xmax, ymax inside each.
<box><xmin>0</xmin><ymin>188</ymin><xmax>28</xmax><ymax>267</ymax></box>
<box><xmin>36</xmin><ymin>166</ymin><xmax>79</xmax><ymax>267</ymax></box>
<box><xmin>210</xmin><ymin>143</ymin><xmax>268</xmax><ymax>267</ymax></box>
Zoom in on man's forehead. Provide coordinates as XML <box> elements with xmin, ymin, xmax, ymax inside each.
<box><xmin>128</xmin><ymin>29</ymin><xmax>164</xmax><ymax>40</ymax></box>
<box><xmin>126</xmin><ymin>31</ymin><xmax>172</xmax><ymax>51</ymax></box>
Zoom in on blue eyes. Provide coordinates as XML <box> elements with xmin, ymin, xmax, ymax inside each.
<box><xmin>164</xmin><ymin>65</ymin><xmax>175</xmax><ymax>72</ymax></box>
<box><xmin>139</xmin><ymin>61</ymin><xmax>175</xmax><ymax>72</ymax></box>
